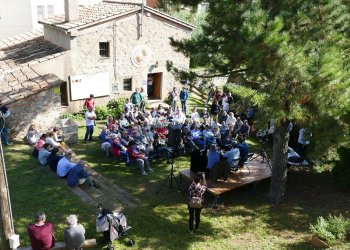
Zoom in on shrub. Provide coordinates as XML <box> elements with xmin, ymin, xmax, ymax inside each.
<box><xmin>61</xmin><ymin>110</ymin><xmax>85</xmax><ymax>120</ymax></box>
<box><xmin>310</xmin><ymin>214</ymin><xmax>350</xmax><ymax>244</ymax></box>
<box><xmin>107</xmin><ymin>98</ymin><xmax>126</xmax><ymax>120</ymax></box>
<box><xmin>94</xmin><ymin>105</ymin><xmax>110</xmax><ymax>120</ymax></box>
<box><xmin>332</xmin><ymin>147</ymin><xmax>350</xmax><ymax>190</ymax></box>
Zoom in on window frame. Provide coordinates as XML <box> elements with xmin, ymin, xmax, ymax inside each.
<box><xmin>123</xmin><ymin>78</ymin><xmax>133</xmax><ymax>91</ymax></box>
<box><xmin>99</xmin><ymin>42</ymin><xmax>110</xmax><ymax>57</ymax></box>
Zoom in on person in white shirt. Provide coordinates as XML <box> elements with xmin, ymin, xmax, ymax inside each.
<box><xmin>124</xmin><ymin>98</ymin><xmax>134</xmax><ymax>113</ymax></box>
<box><xmin>46</xmin><ymin>132</ymin><xmax>60</xmax><ymax>147</ymax></box>
<box><xmin>171</xmin><ymin>87</ymin><xmax>178</xmax><ymax>112</ymax></box>
<box><xmin>191</xmin><ymin>107</ymin><xmax>200</xmax><ymax>122</ymax></box>
<box><xmin>84</xmin><ymin>107</ymin><xmax>96</xmax><ymax>143</ymax></box>
<box><xmin>226</xmin><ymin>112</ymin><xmax>237</xmax><ymax>126</ymax></box>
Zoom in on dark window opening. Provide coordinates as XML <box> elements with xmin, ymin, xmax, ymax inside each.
<box><xmin>99</xmin><ymin>42</ymin><xmax>110</xmax><ymax>57</ymax></box>
<box><xmin>123</xmin><ymin>78</ymin><xmax>132</xmax><ymax>91</ymax></box>
<box><xmin>60</xmin><ymin>82</ymin><xmax>69</xmax><ymax>106</ymax></box>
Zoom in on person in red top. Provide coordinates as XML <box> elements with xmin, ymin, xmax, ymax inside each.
<box><xmin>27</xmin><ymin>211</ymin><xmax>55</xmax><ymax>250</ymax></box>
<box><xmin>127</xmin><ymin>140</ymin><xmax>153</xmax><ymax>176</ymax></box>
<box><xmin>84</xmin><ymin>94</ymin><xmax>95</xmax><ymax>110</ymax></box>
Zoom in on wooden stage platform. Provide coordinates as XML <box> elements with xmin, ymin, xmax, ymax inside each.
<box><xmin>179</xmin><ymin>155</ymin><xmax>272</xmax><ymax>207</ymax></box>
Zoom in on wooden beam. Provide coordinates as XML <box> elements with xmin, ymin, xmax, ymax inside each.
<box><xmin>17</xmin><ymin>238</ymin><xmax>97</xmax><ymax>250</ymax></box>
<box><xmin>0</xmin><ymin>140</ymin><xmax>14</xmax><ymax>250</ymax></box>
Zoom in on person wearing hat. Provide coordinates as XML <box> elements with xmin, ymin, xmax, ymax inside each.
<box><xmin>84</xmin><ymin>94</ymin><xmax>95</xmax><ymax>110</ymax></box>
<box><xmin>127</xmin><ymin>140</ymin><xmax>153</xmax><ymax>176</ymax></box>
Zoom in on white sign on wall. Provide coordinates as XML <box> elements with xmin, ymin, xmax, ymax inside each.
<box><xmin>131</xmin><ymin>45</ymin><xmax>152</xmax><ymax>67</ymax></box>
<box><xmin>70</xmin><ymin>72</ymin><xmax>110</xmax><ymax>100</ymax></box>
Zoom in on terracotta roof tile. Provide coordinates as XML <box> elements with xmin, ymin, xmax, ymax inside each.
<box><xmin>40</xmin><ymin>2</ymin><xmax>140</xmax><ymax>30</ymax></box>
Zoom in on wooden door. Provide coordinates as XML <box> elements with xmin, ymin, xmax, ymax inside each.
<box><xmin>154</xmin><ymin>73</ymin><xmax>162</xmax><ymax>99</ymax></box>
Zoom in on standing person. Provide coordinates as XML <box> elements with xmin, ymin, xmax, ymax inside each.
<box><xmin>64</xmin><ymin>215</ymin><xmax>85</xmax><ymax>250</ymax></box>
<box><xmin>131</xmin><ymin>88</ymin><xmax>142</xmax><ymax>108</ymax></box>
<box><xmin>0</xmin><ymin>100</ymin><xmax>11</xmax><ymax>145</ymax></box>
<box><xmin>179</xmin><ymin>87</ymin><xmax>189</xmax><ymax>114</ymax></box>
<box><xmin>83</xmin><ymin>94</ymin><xmax>95</xmax><ymax>110</ymax></box>
<box><xmin>27</xmin><ymin>211</ymin><xmax>55</xmax><ymax>250</ymax></box>
<box><xmin>84</xmin><ymin>106</ymin><xmax>96</xmax><ymax>143</ymax></box>
<box><xmin>171</xmin><ymin>87</ymin><xmax>178</xmax><ymax>112</ymax></box>
<box><xmin>205</xmin><ymin>87</ymin><xmax>214</xmax><ymax>105</ymax></box>
<box><xmin>139</xmin><ymin>87</ymin><xmax>147</xmax><ymax>113</ymax></box>
<box><xmin>188</xmin><ymin>172</ymin><xmax>207</xmax><ymax>234</ymax></box>
<box><xmin>210</xmin><ymin>100</ymin><xmax>221</xmax><ymax>122</ymax></box>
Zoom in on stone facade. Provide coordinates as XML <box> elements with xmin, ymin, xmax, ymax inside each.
<box><xmin>39</xmin><ymin>2</ymin><xmax>193</xmax><ymax>112</ymax></box>
<box><xmin>7</xmin><ymin>86</ymin><xmax>61</xmax><ymax>139</ymax></box>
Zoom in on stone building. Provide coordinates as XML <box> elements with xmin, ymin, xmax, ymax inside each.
<box><xmin>0</xmin><ymin>0</ymin><xmax>193</xmax><ymax>139</ymax></box>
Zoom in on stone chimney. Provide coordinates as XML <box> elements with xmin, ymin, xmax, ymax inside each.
<box><xmin>65</xmin><ymin>0</ymin><xmax>79</xmax><ymax>22</ymax></box>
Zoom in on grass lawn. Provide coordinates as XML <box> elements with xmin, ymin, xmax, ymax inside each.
<box><xmin>4</xmin><ymin>119</ymin><xmax>350</xmax><ymax>249</ymax></box>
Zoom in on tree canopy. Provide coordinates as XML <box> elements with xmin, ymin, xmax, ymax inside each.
<box><xmin>168</xmin><ymin>0</ymin><xmax>350</xmax><ymax>203</ymax></box>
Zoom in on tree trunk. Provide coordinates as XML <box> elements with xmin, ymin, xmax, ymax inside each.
<box><xmin>267</xmin><ymin>121</ymin><xmax>290</xmax><ymax>204</ymax></box>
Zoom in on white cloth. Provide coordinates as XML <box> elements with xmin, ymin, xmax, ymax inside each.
<box><xmin>223</xmin><ymin>102</ymin><xmax>230</xmax><ymax>112</ymax></box>
<box><xmin>226</xmin><ymin>116</ymin><xmax>236</xmax><ymax>125</ymax></box>
<box><xmin>172</xmin><ymin>91</ymin><xmax>178</xmax><ymax>101</ymax></box>
<box><xmin>191</xmin><ymin>112</ymin><xmax>200</xmax><ymax>121</ymax></box>
<box><xmin>46</xmin><ymin>137</ymin><xmax>60</xmax><ymax>147</ymax></box>
<box><xmin>85</xmin><ymin>111</ymin><xmax>96</xmax><ymax>126</ymax></box>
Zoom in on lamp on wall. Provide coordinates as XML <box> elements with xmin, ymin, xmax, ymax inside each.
<box><xmin>154</xmin><ymin>61</ymin><xmax>159</xmax><ymax>68</ymax></box>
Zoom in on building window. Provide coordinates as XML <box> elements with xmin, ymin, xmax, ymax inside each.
<box><xmin>47</xmin><ymin>5</ymin><xmax>54</xmax><ymax>16</ymax></box>
<box><xmin>99</xmin><ymin>42</ymin><xmax>110</xmax><ymax>57</ymax></box>
<box><xmin>37</xmin><ymin>6</ymin><xmax>45</xmax><ymax>20</ymax></box>
<box><xmin>123</xmin><ymin>78</ymin><xmax>132</xmax><ymax>91</ymax></box>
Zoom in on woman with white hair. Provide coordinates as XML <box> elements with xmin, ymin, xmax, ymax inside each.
<box><xmin>64</xmin><ymin>214</ymin><xmax>85</xmax><ymax>250</ymax></box>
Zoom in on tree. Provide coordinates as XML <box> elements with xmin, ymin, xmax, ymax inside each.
<box><xmin>168</xmin><ymin>0</ymin><xmax>350</xmax><ymax>203</ymax></box>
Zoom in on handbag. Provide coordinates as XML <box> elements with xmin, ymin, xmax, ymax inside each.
<box><xmin>189</xmin><ymin>197</ymin><xmax>202</xmax><ymax>208</ymax></box>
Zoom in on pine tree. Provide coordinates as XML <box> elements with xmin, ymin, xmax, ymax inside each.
<box><xmin>168</xmin><ymin>0</ymin><xmax>350</xmax><ymax>203</ymax></box>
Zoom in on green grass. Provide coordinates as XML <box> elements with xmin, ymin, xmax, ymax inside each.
<box><xmin>3</xmin><ymin>109</ymin><xmax>350</xmax><ymax>249</ymax></box>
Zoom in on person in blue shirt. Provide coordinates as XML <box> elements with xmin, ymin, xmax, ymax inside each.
<box><xmin>207</xmin><ymin>144</ymin><xmax>220</xmax><ymax>170</ymax></box>
<box><xmin>179</xmin><ymin>87</ymin><xmax>189</xmax><ymax>114</ymax></box>
<box><xmin>237</xmin><ymin>136</ymin><xmax>249</xmax><ymax>166</ymax></box>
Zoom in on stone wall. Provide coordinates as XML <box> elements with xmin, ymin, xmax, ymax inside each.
<box><xmin>7</xmin><ymin>87</ymin><xmax>61</xmax><ymax>140</ymax></box>
<box><xmin>64</xmin><ymin>11</ymin><xmax>191</xmax><ymax>112</ymax></box>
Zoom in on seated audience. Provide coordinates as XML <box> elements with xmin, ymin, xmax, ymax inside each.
<box><xmin>64</xmin><ymin>215</ymin><xmax>85</xmax><ymax>250</ymax></box>
<box><xmin>45</xmin><ymin>132</ymin><xmax>60</xmax><ymax>147</ymax></box>
<box><xmin>239</xmin><ymin>119</ymin><xmax>250</xmax><ymax>137</ymax></box>
<box><xmin>57</xmin><ymin>152</ymin><xmax>76</xmax><ymax>178</ymax></box>
<box><xmin>150</xmin><ymin>133</ymin><xmax>171</xmax><ymax>163</ymax></box>
<box><xmin>237</xmin><ymin>136</ymin><xmax>249</xmax><ymax>166</ymax></box>
<box><xmin>106</xmin><ymin>115</ymin><xmax>116</xmax><ymax>130</ymax></box>
<box><xmin>27</xmin><ymin>124</ymin><xmax>40</xmax><ymax>145</ymax></box>
<box><xmin>127</xmin><ymin>141</ymin><xmax>153</xmax><ymax>176</ymax></box>
<box><xmin>221</xmin><ymin>142</ymin><xmax>240</xmax><ymax>169</ymax></box>
<box><xmin>27</xmin><ymin>211</ymin><xmax>55</xmax><ymax>250</ymax></box>
<box><xmin>111</xmin><ymin>134</ymin><xmax>129</xmax><ymax>163</ymax></box>
<box><xmin>53</xmin><ymin>127</ymin><xmax>63</xmax><ymax>142</ymax></box>
<box><xmin>191</xmin><ymin>107</ymin><xmax>200</xmax><ymax>122</ymax></box>
<box><xmin>67</xmin><ymin>161</ymin><xmax>98</xmax><ymax>188</ymax></box>
<box><xmin>38</xmin><ymin>143</ymin><xmax>52</xmax><ymax>166</ymax></box>
<box><xmin>33</xmin><ymin>134</ymin><xmax>47</xmax><ymax>157</ymax></box>
<box><xmin>47</xmin><ymin>148</ymin><xmax>63</xmax><ymax>172</ymax></box>
<box><xmin>226</xmin><ymin>112</ymin><xmax>236</xmax><ymax>126</ymax></box>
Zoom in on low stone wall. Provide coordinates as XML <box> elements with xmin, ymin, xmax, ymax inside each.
<box><xmin>7</xmin><ymin>87</ymin><xmax>61</xmax><ymax>140</ymax></box>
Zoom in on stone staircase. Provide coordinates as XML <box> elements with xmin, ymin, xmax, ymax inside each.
<box><xmin>62</xmin><ymin>145</ymin><xmax>140</xmax><ymax>212</ymax></box>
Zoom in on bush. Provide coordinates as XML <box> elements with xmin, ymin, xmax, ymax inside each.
<box><xmin>94</xmin><ymin>105</ymin><xmax>110</xmax><ymax>120</ymax></box>
<box><xmin>332</xmin><ymin>147</ymin><xmax>350</xmax><ymax>190</ymax></box>
<box><xmin>310</xmin><ymin>214</ymin><xmax>350</xmax><ymax>244</ymax></box>
<box><xmin>61</xmin><ymin>110</ymin><xmax>85</xmax><ymax>120</ymax></box>
<box><xmin>106</xmin><ymin>98</ymin><xmax>126</xmax><ymax>120</ymax></box>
